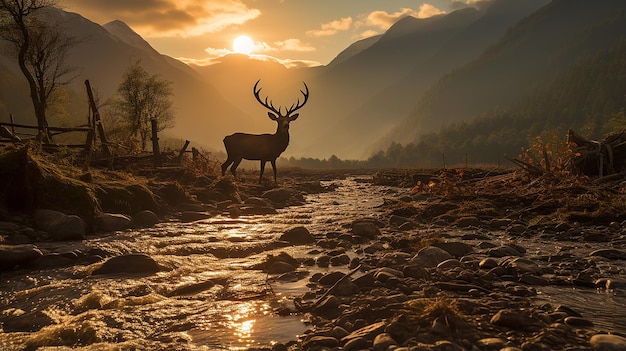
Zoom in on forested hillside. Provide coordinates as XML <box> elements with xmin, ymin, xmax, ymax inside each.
<box><xmin>367</xmin><ymin>38</ymin><xmax>626</xmax><ymax>168</ymax></box>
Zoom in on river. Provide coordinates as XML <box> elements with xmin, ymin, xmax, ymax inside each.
<box><xmin>1</xmin><ymin>176</ymin><xmax>625</xmax><ymax>350</ymax></box>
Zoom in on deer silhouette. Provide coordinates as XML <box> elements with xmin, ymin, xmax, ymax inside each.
<box><xmin>221</xmin><ymin>80</ymin><xmax>309</xmax><ymax>183</ymax></box>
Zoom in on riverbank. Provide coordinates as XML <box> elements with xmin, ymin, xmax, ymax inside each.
<box><xmin>0</xmin><ymin>143</ymin><xmax>625</xmax><ymax>350</ymax></box>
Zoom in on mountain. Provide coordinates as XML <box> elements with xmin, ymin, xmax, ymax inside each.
<box><xmin>0</xmin><ymin>8</ymin><xmax>247</xmax><ymax>151</ymax></box>
<box><xmin>304</xmin><ymin>0</ymin><xmax>550</xmax><ymax>158</ymax></box>
<box><xmin>381</xmin><ymin>0</ymin><xmax>626</xmax><ymax>148</ymax></box>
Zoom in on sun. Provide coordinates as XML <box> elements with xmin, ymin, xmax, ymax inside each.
<box><xmin>233</xmin><ymin>35</ymin><xmax>255</xmax><ymax>55</ymax></box>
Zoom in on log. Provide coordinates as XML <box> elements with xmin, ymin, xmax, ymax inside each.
<box><xmin>568</xmin><ymin>129</ymin><xmax>626</xmax><ymax>177</ymax></box>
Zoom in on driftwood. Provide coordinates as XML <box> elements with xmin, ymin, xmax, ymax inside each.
<box><xmin>568</xmin><ymin>129</ymin><xmax>626</xmax><ymax>177</ymax></box>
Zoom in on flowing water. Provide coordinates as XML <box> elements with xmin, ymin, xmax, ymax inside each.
<box><xmin>1</xmin><ymin>176</ymin><xmax>625</xmax><ymax>350</ymax></box>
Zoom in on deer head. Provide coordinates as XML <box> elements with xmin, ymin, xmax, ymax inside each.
<box><xmin>253</xmin><ymin>79</ymin><xmax>309</xmax><ymax>134</ymax></box>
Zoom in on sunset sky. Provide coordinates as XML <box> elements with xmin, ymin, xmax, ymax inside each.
<box><xmin>61</xmin><ymin>0</ymin><xmax>484</xmax><ymax>67</ymax></box>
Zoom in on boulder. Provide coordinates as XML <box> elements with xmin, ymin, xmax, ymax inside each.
<box><xmin>2</xmin><ymin>310</ymin><xmax>54</xmax><ymax>332</ymax></box>
<box><xmin>351</xmin><ymin>219</ymin><xmax>381</xmax><ymax>239</ymax></box>
<box><xmin>279</xmin><ymin>226</ymin><xmax>315</xmax><ymax>244</ymax></box>
<box><xmin>95</xmin><ymin>213</ymin><xmax>131</xmax><ymax>232</ymax></box>
<box><xmin>92</xmin><ymin>254</ymin><xmax>160</xmax><ymax>275</ymax></box>
<box><xmin>33</xmin><ymin>209</ymin><xmax>85</xmax><ymax>241</ymax></box>
<box><xmin>262</xmin><ymin>188</ymin><xmax>292</xmax><ymax>203</ymax></box>
<box><xmin>0</xmin><ymin>244</ymin><xmax>43</xmax><ymax>269</ymax></box>
<box><xmin>133</xmin><ymin>210</ymin><xmax>159</xmax><ymax>227</ymax></box>
<box><xmin>590</xmin><ymin>334</ymin><xmax>626</xmax><ymax>351</ymax></box>
<box><xmin>410</xmin><ymin>246</ymin><xmax>453</xmax><ymax>268</ymax></box>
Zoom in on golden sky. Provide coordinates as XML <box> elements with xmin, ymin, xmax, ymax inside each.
<box><xmin>61</xmin><ymin>0</ymin><xmax>484</xmax><ymax>67</ymax></box>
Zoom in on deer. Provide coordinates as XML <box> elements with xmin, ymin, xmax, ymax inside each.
<box><xmin>221</xmin><ymin>79</ymin><xmax>309</xmax><ymax>183</ymax></box>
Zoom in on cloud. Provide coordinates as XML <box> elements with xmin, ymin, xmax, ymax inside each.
<box><xmin>272</xmin><ymin>39</ymin><xmax>316</xmax><ymax>52</ymax></box>
<box><xmin>356</xmin><ymin>29</ymin><xmax>382</xmax><ymax>40</ymax></box>
<box><xmin>179</xmin><ymin>54</ymin><xmax>320</xmax><ymax>68</ymax></box>
<box><xmin>63</xmin><ymin>0</ymin><xmax>260</xmax><ymax>37</ymax></box>
<box><xmin>450</xmin><ymin>0</ymin><xmax>494</xmax><ymax>10</ymax></box>
<box><xmin>306</xmin><ymin>17</ymin><xmax>353</xmax><ymax>37</ymax></box>
<box><xmin>361</xmin><ymin>4</ymin><xmax>446</xmax><ymax>30</ymax></box>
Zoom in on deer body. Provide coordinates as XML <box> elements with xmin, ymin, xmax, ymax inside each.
<box><xmin>221</xmin><ymin>80</ymin><xmax>308</xmax><ymax>183</ymax></box>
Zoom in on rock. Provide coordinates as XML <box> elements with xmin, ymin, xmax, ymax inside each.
<box><xmin>410</xmin><ymin>246</ymin><xmax>453</xmax><ymax>268</ymax></box>
<box><xmin>280</xmin><ymin>226</ymin><xmax>315</xmax><ymax>244</ymax></box>
<box><xmin>437</xmin><ymin>258</ymin><xmax>463</xmax><ymax>270</ymax></box>
<box><xmin>477</xmin><ymin>337</ymin><xmax>508</xmax><ymax>350</ymax></box>
<box><xmin>589</xmin><ymin>249</ymin><xmax>626</xmax><ymax>260</ymax></box>
<box><xmin>92</xmin><ymin>254</ymin><xmax>160</xmax><ymax>275</ymax></box>
<box><xmin>564</xmin><ymin>316</ymin><xmax>594</xmax><ymax>328</ymax></box>
<box><xmin>373</xmin><ymin>333</ymin><xmax>397</xmax><ymax>350</ymax></box>
<box><xmin>133</xmin><ymin>210</ymin><xmax>159</xmax><ymax>227</ymax></box>
<box><xmin>389</xmin><ymin>215</ymin><xmax>413</xmax><ymax>227</ymax></box>
<box><xmin>342</xmin><ymin>321</ymin><xmax>387</xmax><ymax>343</ymax></box>
<box><xmin>333</xmin><ymin>279</ymin><xmax>359</xmax><ymax>296</ymax></box>
<box><xmin>432</xmin><ymin>241</ymin><xmax>473</xmax><ymax>257</ymax></box>
<box><xmin>32</xmin><ymin>253</ymin><xmax>76</xmax><ymax>269</ymax></box>
<box><xmin>95</xmin><ymin>213</ymin><xmax>132</xmax><ymax>232</ymax></box>
<box><xmin>267</xmin><ymin>261</ymin><xmax>297</xmax><ymax>274</ymax></box>
<box><xmin>490</xmin><ymin>309</ymin><xmax>537</xmax><ymax>331</ymax></box>
<box><xmin>403</xmin><ymin>265</ymin><xmax>429</xmax><ymax>280</ymax></box>
<box><xmin>33</xmin><ymin>209</ymin><xmax>85</xmax><ymax>241</ymax></box>
<box><xmin>262</xmin><ymin>188</ymin><xmax>292</xmax><ymax>203</ymax></box>
<box><xmin>353</xmin><ymin>273</ymin><xmax>376</xmax><ymax>288</ymax></box>
<box><xmin>312</xmin><ymin>295</ymin><xmax>342</xmax><ymax>319</ymax></box>
<box><xmin>479</xmin><ymin>258</ymin><xmax>499</xmax><ymax>269</ymax></box>
<box><xmin>303</xmin><ymin>336</ymin><xmax>339</xmax><ymax>349</ymax></box>
<box><xmin>506</xmin><ymin>257</ymin><xmax>542</xmax><ymax>275</ymax></box>
<box><xmin>489</xmin><ymin>218</ymin><xmax>513</xmax><ymax>229</ymax></box>
<box><xmin>590</xmin><ymin>334</ymin><xmax>626</xmax><ymax>351</ymax></box>
<box><xmin>2</xmin><ymin>310</ymin><xmax>54</xmax><ymax>332</ymax></box>
<box><xmin>168</xmin><ymin>280</ymin><xmax>217</xmax><ymax>297</ymax></box>
<box><xmin>0</xmin><ymin>221</ymin><xmax>20</xmax><ymax>233</ymax></box>
<box><xmin>343</xmin><ymin>337</ymin><xmax>370</xmax><ymax>351</ymax></box>
<box><xmin>351</xmin><ymin>220</ymin><xmax>381</xmax><ymax>239</ymax></box>
<box><xmin>487</xmin><ymin>245</ymin><xmax>522</xmax><ymax>258</ymax></box>
<box><xmin>0</xmin><ymin>244</ymin><xmax>43</xmax><ymax>269</ymax></box>
<box><xmin>319</xmin><ymin>271</ymin><xmax>346</xmax><ymax>286</ymax></box>
<box><xmin>179</xmin><ymin>211</ymin><xmax>212</xmax><ymax>223</ymax></box>
<box><xmin>330</xmin><ymin>254</ymin><xmax>351</xmax><ymax>266</ymax></box>
<box><xmin>454</xmin><ymin>216</ymin><xmax>481</xmax><ymax>227</ymax></box>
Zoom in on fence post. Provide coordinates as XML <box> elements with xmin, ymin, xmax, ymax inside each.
<box><xmin>442</xmin><ymin>152</ymin><xmax>446</xmax><ymax>169</ymax></box>
<box><xmin>177</xmin><ymin>140</ymin><xmax>190</xmax><ymax>162</ymax></box>
<box><xmin>192</xmin><ymin>147</ymin><xmax>199</xmax><ymax>161</ymax></box>
<box><xmin>151</xmin><ymin>119</ymin><xmax>161</xmax><ymax>168</ymax></box>
<box><xmin>84</xmin><ymin>80</ymin><xmax>111</xmax><ymax>158</ymax></box>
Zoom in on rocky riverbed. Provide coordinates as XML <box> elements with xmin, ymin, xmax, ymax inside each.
<box><xmin>1</xmin><ymin>161</ymin><xmax>625</xmax><ymax>350</ymax></box>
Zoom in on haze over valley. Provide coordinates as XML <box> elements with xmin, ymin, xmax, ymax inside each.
<box><xmin>1</xmin><ymin>0</ymin><xmax>625</xmax><ymax>166</ymax></box>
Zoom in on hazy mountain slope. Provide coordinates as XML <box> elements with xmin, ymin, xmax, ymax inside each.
<box><xmin>299</xmin><ymin>0</ymin><xmax>549</xmax><ymax>159</ymax></box>
<box><xmin>325</xmin><ymin>35</ymin><xmax>381</xmax><ymax>68</ymax></box>
<box><xmin>382</xmin><ymin>0</ymin><xmax>626</xmax><ymax>148</ymax></box>
<box><xmin>290</xmin><ymin>7</ymin><xmax>484</xmax><ymax>158</ymax></box>
<box><xmin>0</xmin><ymin>8</ymin><xmax>247</xmax><ymax>151</ymax></box>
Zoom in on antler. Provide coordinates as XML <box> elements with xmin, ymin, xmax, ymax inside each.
<box><xmin>253</xmin><ymin>80</ymin><xmax>309</xmax><ymax>118</ymax></box>
<box><xmin>286</xmin><ymin>82</ymin><xmax>309</xmax><ymax>116</ymax></box>
<box><xmin>253</xmin><ymin>79</ymin><xmax>283</xmax><ymax>116</ymax></box>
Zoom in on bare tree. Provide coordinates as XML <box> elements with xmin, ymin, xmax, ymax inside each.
<box><xmin>115</xmin><ymin>61</ymin><xmax>174</xmax><ymax>150</ymax></box>
<box><xmin>0</xmin><ymin>0</ymin><xmax>76</xmax><ymax>139</ymax></box>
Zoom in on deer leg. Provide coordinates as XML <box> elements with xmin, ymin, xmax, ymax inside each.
<box><xmin>271</xmin><ymin>160</ymin><xmax>277</xmax><ymax>182</ymax></box>
<box><xmin>230</xmin><ymin>158</ymin><xmax>242</xmax><ymax>178</ymax></box>
<box><xmin>221</xmin><ymin>157</ymin><xmax>233</xmax><ymax>176</ymax></box>
<box><xmin>259</xmin><ymin>161</ymin><xmax>267</xmax><ymax>183</ymax></box>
